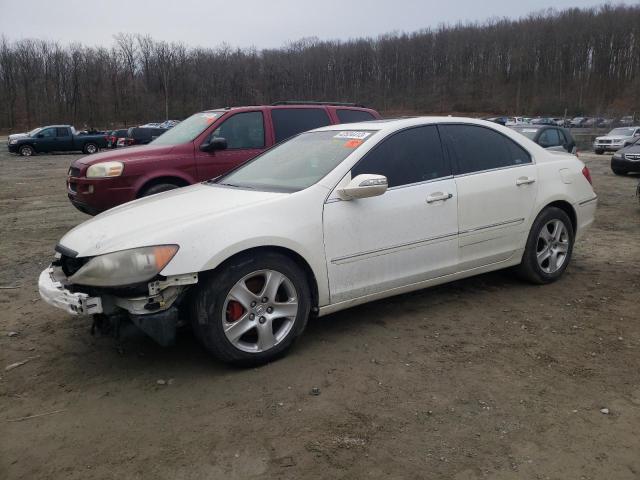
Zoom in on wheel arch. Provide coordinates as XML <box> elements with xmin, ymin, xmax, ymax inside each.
<box><xmin>537</xmin><ymin>199</ymin><xmax>577</xmax><ymax>233</ymax></box>
<box><xmin>201</xmin><ymin>245</ymin><xmax>321</xmax><ymax>313</ymax></box>
<box><xmin>136</xmin><ymin>175</ymin><xmax>192</xmax><ymax>198</ymax></box>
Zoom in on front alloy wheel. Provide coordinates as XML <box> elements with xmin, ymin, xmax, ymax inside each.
<box><xmin>223</xmin><ymin>270</ymin><xmax>299</xmax><ymax>353</ymax></box>
<box><xmin>191</xmin><ymin>252</ymin><xmax>311</xmax><ymax>365</ymax></box>
<box><xmin>19</xmin><ymin>145</ymin><xmax>34</xmax><ymax>156</ymax></box>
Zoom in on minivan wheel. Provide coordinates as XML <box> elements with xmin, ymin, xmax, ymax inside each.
<box><xmin>19</xmin><ymin>145</ymin><xmax>34</xmax><ymax>156</ymax></box>
<box><xmin>83</xmin><ymin>143</ymin><xmax>98</xmax><ymax>154</ymax></box>
<box><xmin>191</xmin><ymin>252</ymin><xmax>311</xmax><ymax>365</ymax></box>
<box><xmin>140</xmin><ymin>183</ymin><xmax>180</xmax><ymax>197</ymax></box>
<box><xmin>516</xmin><ymin>207</ymin><xmax>574</xmax><ymax>284</ymax></box>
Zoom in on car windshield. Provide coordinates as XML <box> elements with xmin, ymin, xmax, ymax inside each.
<box><xmin>150</xmin><ymin>111</ymin><xmax>224</xmax><ymax>145</ymax></box>
<box><xmin>512</xmin><ymin>127</ymin><xmax>540</xmax><ymax>139</ymax></box>
<box><xmin>28</xmin><ymin>127</ymin><xmax>42</xmax><ymax>136</ymax></box>
<box><xmin>608</xmin><ymin>128</ymin><xmax>635</xmax><ymax>136</ymax></box>
<box><xmin>215</xmin><ymin>130</ymin><xmax>377</xmax><ymax>192</ymax></box>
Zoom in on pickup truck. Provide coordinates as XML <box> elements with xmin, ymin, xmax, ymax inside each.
<box><xmin>7</xmin><ymin>125</ymin><xmax>108</xmax><ymax>156</ymax></box>
<box><xmin>67</xmin><ymin>102</ymin><xmax>381</xmax><ymax>215</ymax></box>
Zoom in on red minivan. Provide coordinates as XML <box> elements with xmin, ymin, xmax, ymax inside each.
<box><xmin>67</xmin><ymin>102</ymin><xmax>381</xmax><ymax>215</ymax></box>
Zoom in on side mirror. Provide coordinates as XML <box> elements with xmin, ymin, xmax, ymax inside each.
<box><xmin>337</xmin><ymin>174</ymin><xmax>388</xmax><ymax>200</ymax></box>
<box><xmin>200</xmin><ymin>137</ymin><xmax>228</xmax><ymax>152</ymax></box>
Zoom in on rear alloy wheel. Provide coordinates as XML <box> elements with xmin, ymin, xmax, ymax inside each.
<box><xmin>19</xmin><ymin>145</ymin><xmax>34</xmax><ymax>157</ymax></box>
<box><xmin>516</xmin><ymin>207</ymin><xmax>574</xmax><ymax>284</ymax></box>
<box><xmin>191</xmin><ymin>252</ymin><xmax>311</xmax><ymax>365</ymax></box>
<box><xmin>83</xmin><ymin>143</ymin><xmax>98</xmax><ymax>154</ymax></box>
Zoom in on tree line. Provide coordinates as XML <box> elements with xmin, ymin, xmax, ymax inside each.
<box><xmin>1</xmin><ymin>3</ymin><xmax>639</xmax><ymax>131</ymax></box>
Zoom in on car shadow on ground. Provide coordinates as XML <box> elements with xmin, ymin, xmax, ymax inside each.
<box><xmin>78</xmin><ymin>268</ymin><xmax>527</xmax><ymax>378</ymax></box>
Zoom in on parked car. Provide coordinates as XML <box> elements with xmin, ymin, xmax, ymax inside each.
<box><xmin>611</xmin><ymin>136</ymin><xmax>640</xmax><ymax>175</ymax></box>
<box><xmin>510</xmin><ymin>125</ymin><xmax>576</xmax><ymax>153</ymax></box>
<box><xmin>123</xmin><ymin>127</ymin><xmax>168</xmax><ymax>146</ymax></box>
<box><xmin>593</xmin><ymin>126</ymin><xmax>640</xmax><ymax>154</ymax></box>
<box><xmin>505</xmin><ymin>117</ymin><xmax>530</xmax><ymax>126</ymax></box>
<box><xmin>531</xmin><ymin>117</ymin><xmax>556</xmax><ymax>126</ymax></box>
<box><xmin>619</xmin><ymin>115</ymin><xmax>635</xmax><ymax>127</ymax></box>
<box><xmin>7</xmin><ymin>125</ymin><xmax>108</xmax><ymax>156</ymax></box>
<box><xmin>158</xmin><ymin>120</ymin><xmax>180</xmax><ymax>129</ymax></box>
<box><xmin>66</xmin><ymin>102</ymin><xmax>381</xmax><ymax>215</ymax></box>
<box><xmin>570</xmin><ymin>117</ymin><xmax>588</xmax><ymax>128</ymax></box>
<box><xmin>40</xmin><ymin>117</ymin><xmax>597</xmax><ymax>365</ymax></box>
<box><xmin>106</xmin><ymin>129</ymin><xmax>129</xmax><ymax>149</ymax></box>
<box><xmin>486</xmin><ymin>116</ymin><xmax>509</xmax><ymax>125</ymax></box>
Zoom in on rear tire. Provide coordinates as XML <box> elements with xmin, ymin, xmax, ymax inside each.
<box><xmin>83</xmin><ymin>143</ymin><xmax>98</xmax><ymax>154</ymax></box>
<box><xmin>140</xmin><ymin>183</ymin><xmax>180</xmax><ymax>197</ymax></box>
<box><xmin>19</xmin><ymin>145</ymin><xmax>35</xmax><ymax>157</ymax></box>
<box><xmin>516</xmin><ymin>207</ymin><xmax>574</xmax><ymax>285</ymax></box>
<box><xmin>191</xmin><ymin>252</ymin><xmax>311</xmax><ymax>366</ymax></box>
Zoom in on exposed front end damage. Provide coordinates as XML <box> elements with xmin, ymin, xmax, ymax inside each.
<box><xmin>38</xmin><ymin>256</ymin><xmax>198</xmax><ymax>346</ymax></box>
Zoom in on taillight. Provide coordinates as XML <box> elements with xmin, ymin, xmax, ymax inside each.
<box><xmin>582</xmin><ymin>166</ymin><xmax>593</xmax><ymax>185</ymax></box>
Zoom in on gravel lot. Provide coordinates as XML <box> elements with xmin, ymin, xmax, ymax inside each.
<box><xmin>1</xmin><ymin>149</ymin><xmax>639</xmax><ymax>480</ymax></box>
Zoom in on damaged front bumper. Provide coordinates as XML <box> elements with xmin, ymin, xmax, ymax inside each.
<box><xmin>38</xmin><ymin>265</ymin><xmax>198</xmax><ymax>346</ymax></box>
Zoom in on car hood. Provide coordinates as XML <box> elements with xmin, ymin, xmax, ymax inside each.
<box><xmin>595</xmin><ymin>135</ymin><xmax>629</xmax><ymax>141</ymax></box>
<box><xmin>8</xmin><ymin>133</ymin><xmax>28</xmax><ymax>141</ymax></box>
<box><xmin>59</xmin><ymin>183</ymin><xmax>287</xmax><ymax>257</ymax></box>
<box><xmin>73</xmin><ymin>143</ymin><xmax>178</xmax><ymax>167</ymax></box>
<box><xmin>616</xmin><ymin>144</ymin><xmax>640</xmax><ymax>155</ymax></box>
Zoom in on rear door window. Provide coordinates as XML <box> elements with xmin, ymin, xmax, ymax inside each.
<box><xmin>211</xmin><ymin>111</ymin><xmax>265</xmax><ymax>149</ymax></box>
<box><xmin>336</xmin><ymin>109</ymin><xmax>376</xmax><ymax>124</ymax></box>
<box><xmin>271</xmin><ymin>108</ymin><xmax>331</xmax><ymax>143</ymax></box>
<box><xmin>538</xmin><ymin>129</ymin><xmax>562</xmax><ymax>148</ymax></box>
<box><xmin>439</xmin><ymin>124</ymin><xmax>531</xmax><ymax>175</ymax></box>
<box><xmin>56</xmin><ymin>127</ymin><xmax>70</xmax><ymax>137</ymax></box>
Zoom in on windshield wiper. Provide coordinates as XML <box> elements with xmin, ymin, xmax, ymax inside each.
<box><xmin>217</xmin><ymin>182</ymin><xmax>254</xmax><ymax>189</ymax></box>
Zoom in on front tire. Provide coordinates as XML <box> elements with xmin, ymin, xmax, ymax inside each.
<box><xmin>516</xmin><ymin>207</ymin><xmax>574</xmax><ymax>284</ymax></box>
<box><xmin>191</xmin><ymin>252</ymin><xmax>311</xmax><ymax>365</ymax></box>
<box><xmin>19</xmin><ymin>145</ymin><xmax>35</xmax><ymax>156</ymax></box>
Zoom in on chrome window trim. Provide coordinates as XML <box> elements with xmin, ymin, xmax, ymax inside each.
<box><xmin>458</xmin><ymin>217</ymin><xmax>524</xmax><ymax>235</ymax></box>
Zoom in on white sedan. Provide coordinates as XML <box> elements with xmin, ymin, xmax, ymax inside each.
<box><xmin>39</xmin><ymin>117</ymin><xmax>597</xmax><ymax>365</ymax></box>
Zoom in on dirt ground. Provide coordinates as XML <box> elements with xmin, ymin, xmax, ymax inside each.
<box><xmin>0</xmin><ymin>148</ymin><xmax>639</xmax><ymax>480</ymax></box>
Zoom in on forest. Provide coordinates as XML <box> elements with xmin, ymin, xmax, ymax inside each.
<box><xmin>1</xmin><ymin>3</ymin><xmax>639</xmax><ymax>130</ymax></box>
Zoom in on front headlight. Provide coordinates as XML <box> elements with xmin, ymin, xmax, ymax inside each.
<box><xmin>69</xmin><ymin>245</ymin><xmax>178</xmax><ymax>287</ymax></box>
<box><xmin>9</xmin><ymin>139</ymin><xmax>18</xmax><ymax>145</ymax></box>
<box><xmin>613</xmin><ymin>153</ymin><xmax>623</xmax><ymax>159</ymax></box>
<box><xmin>86</xmin><ymin>161</ymin><xmax>124</xmax><ymax>178</ymax></box>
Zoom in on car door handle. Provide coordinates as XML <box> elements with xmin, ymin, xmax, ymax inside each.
<box><xmin>516</xmin><ymin>177</ymin><xmax>536</xmax><ymax>186</ymax></box>
<box><xmin>426</xmin><ymin>192</ymin><xmax>453</xmax><ymax>203</ymax></box>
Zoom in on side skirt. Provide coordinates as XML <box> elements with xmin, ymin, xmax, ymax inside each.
<box><xmin>317</xmin><ymin>251</ymin><xmax>523</xmax><ymax>317</ymax></box>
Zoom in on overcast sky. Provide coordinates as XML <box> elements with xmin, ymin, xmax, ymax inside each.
<box><xmin>0</xmin><ymin>0</ymin><xmax>621</xmax><ymax>49</ymax></box>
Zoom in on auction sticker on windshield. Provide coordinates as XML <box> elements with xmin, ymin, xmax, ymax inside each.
<box><xmin>334</xmin><ymin>131</ymin><xmax>372</xmax><ymax>140</ymax></box>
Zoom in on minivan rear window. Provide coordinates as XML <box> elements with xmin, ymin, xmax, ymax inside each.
<box><xmin>336</xmin><ymin>109</ymin><xmax>376</xmax><ymax>124</ymax></box>
<box><xmin>271</xmin><ymin>109</ymin><xmax>331</xmax><ymax>143</ymax></box>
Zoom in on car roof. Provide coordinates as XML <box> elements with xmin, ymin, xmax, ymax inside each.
<box><xmin>200</xmin><ymin>104</ymin><xmax>377</xmax><ymax>114</ymax></box>
<box><xmin>312</xmin><ymin>116</ymin><xmax>511</xmax><ymax>134</ymax></box>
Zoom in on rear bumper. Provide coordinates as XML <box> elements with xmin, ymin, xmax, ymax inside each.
<box><xmin>611</xmin><ymin>156</ymin><xmax>640</xmax><ymax>173</ymax></box>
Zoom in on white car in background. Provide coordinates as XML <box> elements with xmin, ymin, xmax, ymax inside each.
<box><xmin>39</xmin><ymin>118</ymin><xmax>597</xmax><ymax>365</ymax></box>
<box><xmin>593</xmin><ymin>126</ymin><xmax>640</xmax><ymax>154</ymax></box>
